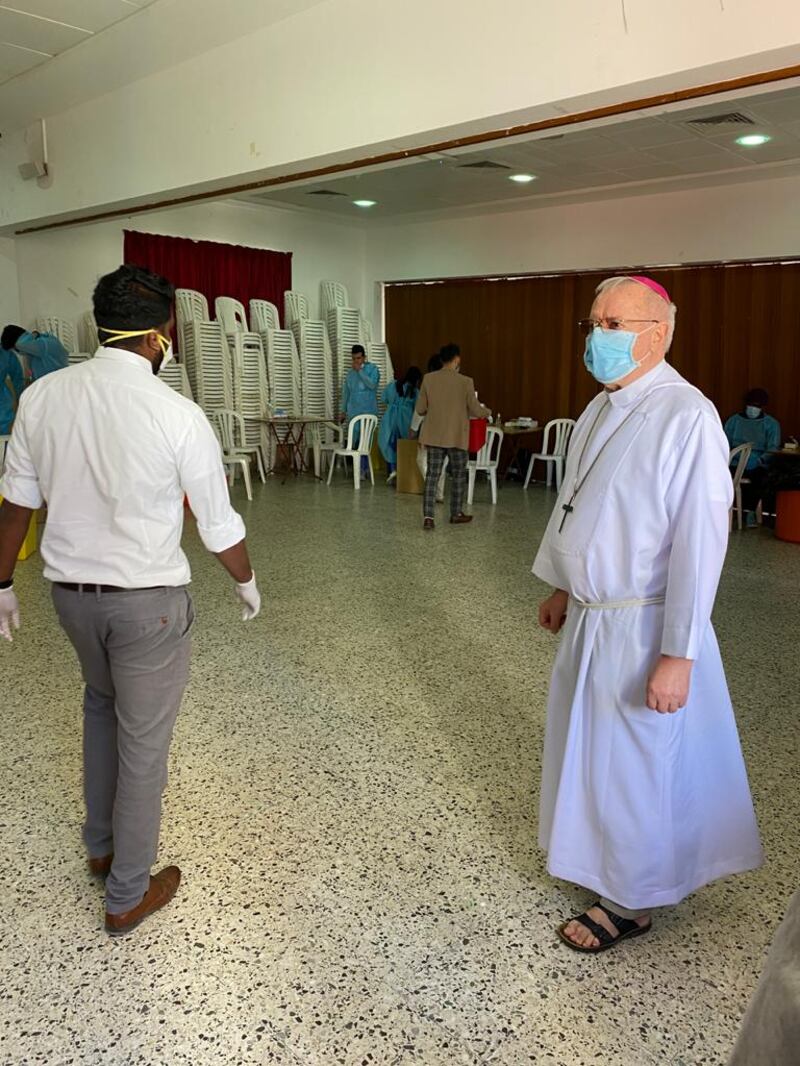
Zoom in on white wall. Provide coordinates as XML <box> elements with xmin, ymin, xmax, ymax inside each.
<box><xmin>0</xmin><ymin>238</ymin><xmax>19</xmax><ymax>329</ymax></box>
<box><xmin>14</xmin><ymin>200</ymin><xmax>366</xmax><ymax>331</ymax></box>
<box><xmin>364</xmin><ymin>171</ymin><xmax>800</xmax><ymax>327</ymax></box>
<box><xmin>3</xmin><ymin>0</ymin><xmax>800</xmax><ymax>229</ymax></box>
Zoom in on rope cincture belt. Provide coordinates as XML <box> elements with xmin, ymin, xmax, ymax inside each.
<box><xmin>572</xmin><ymin>595</ymin><xmax>666</xmax><ymax>610</ymax></box>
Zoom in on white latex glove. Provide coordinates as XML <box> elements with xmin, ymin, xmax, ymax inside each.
<box><xmin>235</xmin><ymin>572</ymin><xmax>261</xmax><ymax>622</ymax></box>
<box><xmin>0</xmin><ymin>586</ymin><xmax>21</xmax><ymax>642</ymax></box>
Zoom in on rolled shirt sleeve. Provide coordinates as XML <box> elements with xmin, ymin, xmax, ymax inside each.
<box><xmin>176</xmin><ymin>413</ymin><xmax>246</xmax><ymax>553</ymax></box>
<box><xmin>0</xmin><ymin>396</ymin><xmax>45</xmax><ymax>509</ymax></box>
<box><xmin>661</xmin><ymin>410</ymin><xmax>732</xmax><ymax>659</ymax></box>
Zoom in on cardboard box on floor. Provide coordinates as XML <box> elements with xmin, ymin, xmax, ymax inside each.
<box><xmin>396</xmin><ymin>438</ymin><xmax>424</xmax><ymax>495</ymax></box>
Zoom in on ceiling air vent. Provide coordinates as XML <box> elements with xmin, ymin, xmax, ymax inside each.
<box><xmin>458</xmin><ymin>160</ymin><xmax>511</xmax><ymax>170</ymax></box>
<box><xmin>307</xmin><ymin>189</ymin><xmax>348</xmax><ymax>197</ymax></box>
<box><xmin>685</xmin><ymin>111</ymin><xmax>755</xmax><ymax>128</ymax></box>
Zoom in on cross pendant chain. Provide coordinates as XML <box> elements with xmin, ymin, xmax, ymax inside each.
<box><xmin>558</xmin><ymin>493</ymin><xmax>577</xmax><ymax>532</ymax></box>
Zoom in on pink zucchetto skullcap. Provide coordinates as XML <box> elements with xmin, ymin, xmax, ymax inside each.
<box><xmin>627</xmin><ymin>275</ymin><xmax>671</xmax><ymax>304</ymax></box>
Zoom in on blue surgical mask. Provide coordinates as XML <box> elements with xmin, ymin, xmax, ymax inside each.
<box><xmin>745</xmin><ymin>405</ymin><xmax>762</xmax><ymax>419</ymax></box>
<box><xmin>583</xmin><ymin>324</ymin><xmax>656</xmax><ymax>385</ymax></box>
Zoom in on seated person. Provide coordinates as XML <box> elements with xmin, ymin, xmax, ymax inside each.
<box><xmin>1</xmin><ymin>325</ymin><xmax>69</xmax><ymax>383</ymax></box>
<box><xmin>724</xmin><ymin>388</ymin><xmax>781</xmax><ymax>525</ymax></box>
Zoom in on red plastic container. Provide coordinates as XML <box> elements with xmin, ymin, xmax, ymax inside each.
<box><xmin>469</xmin><ymin>418</ymin><xmax>488</xmax><ymax>453</ymax></box>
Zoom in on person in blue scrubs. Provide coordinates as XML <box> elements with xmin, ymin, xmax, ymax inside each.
<box><xmin>341</xmin><ymin>344</ymin><xmax>379</xmax><ymax>476</ymax></box>
<box><xmin>379</xmin><ymin>366</ymin><xmax>422</xmax><ymax>482</ymax></box>
<box><xmin>1</xmin><ymin>326</ymin><xmax>69</xmax><ymax>383</ymax></box>
<box><xmin>0</xmin><ymin>345</ymin><xmax>25</xmax><ymax>435</ymax></box>
<box><xmin>724</xmin><ymin>388</ymin><xmax>781</xmax><ymax>525</ymax></box>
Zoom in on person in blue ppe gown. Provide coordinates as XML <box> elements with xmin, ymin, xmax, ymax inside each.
<box><xmin>1</xmin><ymin>326</ymin><xmax>69</xmax><ymax>383</ymax></box>
<box><xmin>379</xmin><ymin>366</ymin><xmax>422</xmax><ymax>482</ymax></box>
<box><xmin>341</xmin><ymin>344</ymin><xmax>380</xmax><ymax>476</ymax></box>
<box><xmin>724</xmin><ymin>387</ymin><xmax>781</xmax><ymax>526</ymax></box>
<box><xmin>0</xmin><ymin>345</ymin><xmax>25</xmax><ymax>435</ymax></box>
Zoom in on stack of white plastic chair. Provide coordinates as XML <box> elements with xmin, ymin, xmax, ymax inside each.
<box><xmin>284</xmin><ymin>291</ymin><xmax>309</xmax><ymax>329</ymax></box>
<box><xmin>367</xmin><ymin>342</ymin><xmax>395</xmax><ymax>414</ymax></box>
<box><xmin>250</xmin><ymin>300</ymin><xmax>280</xmax><ymax>334</ymax></box>
<box><xmin>159</xmin><ymin>362</ymin><xmax>194</xmax><ymax>401</ymax></box>
<box><xmin>182</xmin><ymin>320</ymin><xmax>233</xmax><ymax>416</ymax></box>
<box><xmin>263</xmin><ymin>330</ymin><xmax>301</xmax><ymax>416</ymax></box>
<box><xmin>215</xmin><ymin>296</ymin><xmax>248</xmax><ymax>334</ymax></box>
<box><xmin>326</xmin><ymin>306</ymin><xmax>364</xmax><ymax>413</ymax></box>
<box><xmin>320</xmin><ymin>280</ymin><xmax>349</xmax><ymax>318</ymax></box>
<box><xmin>176</xmin><ymin>289</ymin><xmax>208</xmax><ymax>355</ymax></box>
<box><xmin>37</xmin><ymin>316</ymin><xmax>76</xmax><ymax>352</ymax></box>
<box><xmin>67</xmin><ymin>352</ymin><xmax>92</xmax><ymax>365</ymax></box>
<box><xmin>79</xmin><ymin>311</ymin><xmax>100</xmax><ymax>353</ymax></box>
<box><xmin>226</xmin><ymin>331</ymin><xmax>270</xmax><ymax>473</ymax></box>
<box><xmin>293</xmin><ymin>319</ymin><xmax>336</xmax><ymax>471</ymax></box>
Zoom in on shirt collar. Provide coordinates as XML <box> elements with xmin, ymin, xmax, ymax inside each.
<box><xmin>606</xmin><ymin>359</ymin><xmax>669</xmax><ymax>408</ymax></box>
<box><xmin>94</xmin><ymin>346</ymin><xmax>154</xmax><ymax>376</ymax></box>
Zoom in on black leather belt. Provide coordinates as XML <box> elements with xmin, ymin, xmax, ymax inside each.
<box><xmin>55</xmin><ymin>583</ymin><xmax>165</xmax><ymax>593</ymax></box>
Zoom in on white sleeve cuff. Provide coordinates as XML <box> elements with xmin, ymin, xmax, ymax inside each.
<box><xmin>0</xmin><ymin>475</ymin><xmax>43</xmax><ymax>510</ymax></box>
<box><xmin>196</xmin><ymin>510</ymin><xmax>246</xmax><ymax>554</ymax></box>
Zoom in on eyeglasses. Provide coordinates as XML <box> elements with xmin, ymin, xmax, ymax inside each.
<box><xmin>578</xmin><ymin>317</ymin><xmax>661</xmax><ymax>336</ymax></box>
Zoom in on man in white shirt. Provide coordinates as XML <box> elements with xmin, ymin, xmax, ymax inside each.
<box><xmin>0</xmin><ymin>265</ymin><xmax>261</xmax><ymax>937</ymax></box>
<box><xmin>533</xmin><ymin>275</ymin><xmax>762</xmax><ymax>953</ymax></box>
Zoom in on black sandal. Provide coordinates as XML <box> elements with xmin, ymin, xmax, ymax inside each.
<box><xmin>557</xmin><ymin>903</ymin><xmax>652</xmax><ymax>954</ymax></box>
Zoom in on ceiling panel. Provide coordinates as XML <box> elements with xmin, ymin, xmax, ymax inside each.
<box><xmin>0</xmin><ymin>38</ymin><xmax>47</xmax><ymax>78</ymax></box>
<box><xmin>5</xmin><ymin>1</ymin><xmax>144</xmax><ymax>33</ymax></box>
<box><xmin>0</xmin><ymin>0</ymin><xmax>155</xmax><ymax>87</ymax></box>
<box><xmin>0</xmin><ymin>7</ymin><xmax>89</xmax><ymax>52</ymax></box>
<box><xmin>242</xmin><ymin>82</ymin><xmax>800</xmax><ymax>218</ymax></box>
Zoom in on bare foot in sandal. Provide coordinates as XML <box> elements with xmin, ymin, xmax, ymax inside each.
<box><xmin>558</xmin><ymin>903</ymin><xmax>652</xmax><ymax>953</ymax></box>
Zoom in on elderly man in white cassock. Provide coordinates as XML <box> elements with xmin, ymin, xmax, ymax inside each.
<box><xmin>533</xmin><ymin>274</ymin><xmax>763</xmax><ymax>954</ymax></box>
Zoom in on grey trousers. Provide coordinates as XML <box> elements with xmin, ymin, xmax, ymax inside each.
<box><xmin>52</xmin><ymin>584</ymin><xmax>193</xmax><ymax>913</ymax></box>
<box><xmin>424</xmin><ymin>447</ymin><xmax>468</xmax><ymax>519</ymax></box>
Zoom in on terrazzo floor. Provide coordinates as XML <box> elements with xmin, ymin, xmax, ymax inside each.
<box><xmin>2</xmin><ymin>474</ymin><xmax>798</xmax><ymax>1066</ymax></box>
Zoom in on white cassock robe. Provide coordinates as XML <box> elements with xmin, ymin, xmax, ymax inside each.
<box><xmin>533</xmin><ymin>360</ymin><xmax>763</xmax><ymax>910</ymax></box>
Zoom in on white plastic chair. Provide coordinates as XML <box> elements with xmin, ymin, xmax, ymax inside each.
<box><xmin>284</xmin><ymin>291</ymin><xmax>309</xmax><ymax>328</ymax></box>
<box><xmin>467</xmin><ymin>426</ymin><xmax>504</xmax><ymax>505</ymax></box>
<box><xmin>215</xmin><ymin>297</ymin><xmax>248</xmax><ymax>334</ymax></box>
<box><xmin>326</xmin><ymin>414</ymin><xmax>378</xmax><ymax>490</ymax></box>
<box><xmin>37</xmin><ymin>317</ymin><xmax>76</xmax><ymax>353</ymax></box>
<box><xmin>250</xmin><ymin>300</ymin><xmax>280</xmax><ymax>334</ymax></box>
<box><xmin>0</xmin><ymin>435</ymin><xmax>10</xmax><ymax>478</ymax></box>
<box><xmin>79</xmin><ymin>311</ymin><xmax>99</xmax><ymax>353</ymax></box>
<box><xmin>209</xmin><ymin>409</ymin><xmax>262</xmax><ymax>501</ymax></box>
<box><xmin>729</xmin><ymin>443</ymin><xmax>753</xmax><ymax>531</ymax></box>
<box><xmin>523</xmin><ymin>418</ymin><xmax>575</xmax><ymax>491</ymax></box>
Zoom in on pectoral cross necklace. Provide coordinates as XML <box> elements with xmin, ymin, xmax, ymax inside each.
<box><xmin>557</xmin><ymin>394</ymin><xmax>648</xmax><ymax>533</ymax></box>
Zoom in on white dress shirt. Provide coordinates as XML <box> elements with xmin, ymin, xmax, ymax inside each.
<box><xmin>0</xmin><ymin>347</ymin><xmax>246</xmax><ymax>587</ymax></box>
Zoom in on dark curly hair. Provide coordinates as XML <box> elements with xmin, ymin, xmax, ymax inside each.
<box><xmin>1</xmin><ymin>324</ymin><xmax>25</xmax><ymax>351</ymax></box>
<box><xmin>93</xmin><ymin>264</ymin><xmax>174</xmax><ymax>341</ymax></box>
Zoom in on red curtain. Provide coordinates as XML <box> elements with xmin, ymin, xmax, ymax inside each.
<box><xmin>123</xmin><ymin>230</ymin><xmax>292</xmax><ymax>342</ymax></box>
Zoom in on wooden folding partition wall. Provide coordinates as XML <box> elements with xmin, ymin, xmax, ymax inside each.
<box><xmin>384</xmin><ymin>262</ymin><xmax>800</xmax><ymax>436</ymax></box>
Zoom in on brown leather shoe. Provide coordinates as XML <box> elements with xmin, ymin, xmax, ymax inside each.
<box><xmin>88</xmin><ymin>854</ymin><xmax>113</xmax><ymax>878</ymax></box>
<box><xmin>450</xmin><ymin>513</ymin><xmax>474</xmax><ymax>524</ymax></box>
<box><xmin>423</xmin><ymin>518</ymin><xmax>435</xmax><ymax>531</ymax></box>
<box><xmin>105</xmin><ymin>866</ymin><xmax>181</xmax><ymax>937</ymax></box>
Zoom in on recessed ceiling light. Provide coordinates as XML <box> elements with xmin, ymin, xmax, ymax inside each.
<box><xmin>736</xmin><ymin>134</ymin><xmax>771</xmax><ymax>147</ymax></box>
<box><xmin>509</xmin><ymin>173</ymin><xmax>537</xmax><ymax>184</ymax></box>
<box><xmin>353</xmin><ymin>199</ymin><xmax>377</xmax><ymax>207</ymax></box>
